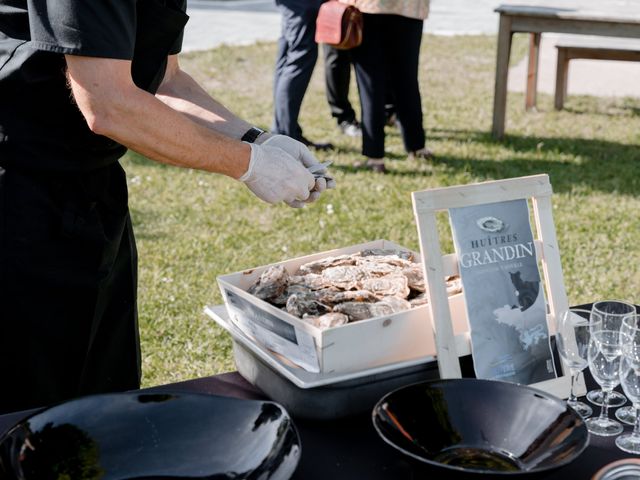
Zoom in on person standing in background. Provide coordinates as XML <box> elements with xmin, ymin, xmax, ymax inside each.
<box><xmin>273</xmin><ymin>0</ymin><xmax>333</xmax><ymax>150</ymax></box>
<box><xmin>322</xmin><ymin>44</ymin><xmax>362</xmax><ymax>137</ymax></box>
<box><xmin>340</xmin><ymin>0</ymin><xmax>432</xmax><ymax>173</ymax></box>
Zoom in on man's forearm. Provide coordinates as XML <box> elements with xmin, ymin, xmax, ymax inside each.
<box><xmin>155</xmin><ymin>59</ymin><xmax>254</xmax><ymax>140</ymax></box>
<box><xmin>65</xmin><ymin>55</ymin><xmax>250</xmax><ymax>179</ymax></box>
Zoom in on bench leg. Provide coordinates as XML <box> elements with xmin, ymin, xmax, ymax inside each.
<box><xmin>554</xmin><ymin>48</ymin><xmax>569</xmax><ymax>110</ymax></box>
<box><xmin>525</xmin><ymin>33</ymin><xmax>541</xmax><ymax>111</ymax></box>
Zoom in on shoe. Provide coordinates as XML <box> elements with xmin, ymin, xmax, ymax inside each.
<box><xmin>354</xmin><ymin>158</ymin><xmax>386</xmax><ymax>173</ymax></box>
<box><xmin>338</xmin><ymin>120</ymin><xmax>362</xmax><ymax>137</ymax></box>
<box><xmin>385</xmin><ymin>112</ymin><xmax>397</xmax><ymax>127</ymax></box>
<box><xmin>409</xmin><ymin>147</ymin><xmax>434</xmax><ymax>160</ymax></box>
<box><xmin>300</xmin><ymin>136</ymin><xmax>334</xmax><ymax>151</ymax></box>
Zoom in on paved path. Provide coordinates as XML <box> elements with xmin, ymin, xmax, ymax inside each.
<box><xmin>183</xmin><ymin>0</ymin><xmax>640</xmax><ymax>99</ymax></box>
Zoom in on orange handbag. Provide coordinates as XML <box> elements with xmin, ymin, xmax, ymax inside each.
<box><xmin>315</xmin><ymin>1</ymin><xmax>363</xmax><ymax>50</ymax></box>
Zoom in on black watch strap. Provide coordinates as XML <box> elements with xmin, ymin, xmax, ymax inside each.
<box><xmin>241</xmin><ymin>126</ymin><xmax>266</xmax><ymax>143</ymax></box>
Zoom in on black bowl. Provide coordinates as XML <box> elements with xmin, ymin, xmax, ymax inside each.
<box><xmin>372</xmin><ymin>378</ymin><xmax>589</xmax><ymax>476</ymax></box>
<box><xmin>0</xmin><ymin>391</ymin><xmax>300</xmax><ymax>479</ymax></box>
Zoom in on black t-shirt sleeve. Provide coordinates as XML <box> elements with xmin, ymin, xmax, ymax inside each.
<box><xmin>26</xmin><ymin>0</ymin><xmax>137</xmax><ymax>59</ymax></box>
<box><xmin>169</xmin><ymin>0</ymin><xmax>187</xmax><ymax>54</ymax></box>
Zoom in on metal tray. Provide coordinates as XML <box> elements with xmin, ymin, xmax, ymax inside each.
<box><xmin>206</xmin><ymin>305</ymin><xmax>441</xmax><ymax>420</ymax></box>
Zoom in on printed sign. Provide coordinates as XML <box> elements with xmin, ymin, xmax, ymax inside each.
<box><xmin>449</xmin><ymin>199</ymin><xmax>556</xmax><ymax>385</ymax></box>
<box><xmin>223</xmin><ymin>289</ymin><xmax>320</xmax><ymax>372</ymax></box>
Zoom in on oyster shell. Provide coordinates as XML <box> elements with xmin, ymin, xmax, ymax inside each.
<box><xmin>321</xmin><ymin>265</ymin><xmax>365</xmax><ymax>290</ymax></box>
<box><xmin>302</xmin><ymin>312</ymin><xmax>349</xmax><ymax>330</ymax></box>
<box><xmin>248</xmin><ymin>265</ymin><xmax>289</xmax><ymax>301</ymax></box>
<box><xmin>289</xmin><ymin>273</ymin><xmax>327</xmax><ymax>291</ymax></box>
<box><xmin>297</xmin><ymin>254</ymin><xmax>357</xmax><ymax>275</ymax></box>
<box><xmin>361</xmin><ymin>274</ymin><xmax>410</xmax><ymax>299</ymax></box>
<box><xmin>401</xmin><ymin>264</ymin><xmax>425</xmax><ymax>292</ymax></box>
<box><xmin>245</xmin><ymin>250</ymin><xmax>462</xmax><ymax>326</ymax></box>
<box><xmin>320</xmin><ymin>289</ymin><xmax>378</xmax><ymax>304</ymax></box>
<box><xmin>333</xmin><ymin>296</ymin><xmax>411</xmax><ymax>321</ymax></box>
<box><xmin>286</xmin><ymin>292</ymin><xmax>331</xmax><ymax>318</ymax></box>
<box><xmin>360</xmin><ymin>249</ymin><xmax>415</xmax><ymax>262</ymax></box>
<box><xmin>409</xmin><ymin>293</ymin><xmax>429</xmax><ymax>307</ymax></box>
<box><xmin>446</xmin><ymin>276</ymin><xmax>463</xmax><ymax>296</ymax></box>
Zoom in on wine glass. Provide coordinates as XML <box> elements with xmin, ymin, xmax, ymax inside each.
<box><xmin>586</xmin><ymin>300</ymin><xmax>635</xmax><ymax>408</ymax></box>
<box><xmin>586</xmin><ymin>308</ymin><xmax>624</xmax><ymax>436</ymax></box>
<box><xmin>616</xmin><ymin>314</ymin><xmax>640</xmax><ymax>453</ymax></box>
<box><xmin>617</xmin><ymin>309</ymin><xmax>640</xmax><ymax>425</ymax></box>
<box><xmin>555</xmin><ymin>308</ymin><xmax>592</xmax><ymax>418</ymax></box>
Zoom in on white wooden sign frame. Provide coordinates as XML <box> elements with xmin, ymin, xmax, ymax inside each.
<box><xmin>411</xmin><ymin>174</ymin><xmax>582</xmax><ymax>398</ymax></box>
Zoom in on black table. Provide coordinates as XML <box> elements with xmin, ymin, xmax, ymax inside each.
<box><xmin>0</xmin><ymin>371</ymin><xmax>634</xmax><ymax>479</ymax></box>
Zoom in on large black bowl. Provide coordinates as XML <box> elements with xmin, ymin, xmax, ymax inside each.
<box><xmin>372</xmin><ymin>378</ymin><xmax>589</xmax><ymax>476</ymax></box>
<box><xmin>0</xmin><ymin>391</ymin><xmax>300</xmax><ymax>479</ymax></box>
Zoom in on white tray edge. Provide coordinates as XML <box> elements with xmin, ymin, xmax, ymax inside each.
<box><xmin>204</xmin><ymin>304</ymin><xmax>437</xmax><ymax>389</ymax></box>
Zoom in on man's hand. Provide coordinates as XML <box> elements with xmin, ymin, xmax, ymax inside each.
<box><xmin>240</xmin><ymin>143</ymin><xmax>317</xmax><ymax>208</ymax></box>
<box><xmin>259</xmin><ymin>135</ymin><xmax>337</xmax><ymax>202</ymax></box>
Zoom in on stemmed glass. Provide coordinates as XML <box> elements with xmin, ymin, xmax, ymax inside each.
<box><xmin>616</xmin><ymin>314</ymin><xmax>640</xmax><ymax>453</ymax></box>
<box><xmin>586</xmin><ymin>307</ymin><xmax>624</xmax><ymax>436</ymax></box>
<box><xmin>555</xmin><ymin>308</ymin><xmax>592</xmax><ymax>418</ymax></box>
<box><xmin>616</xmin><ymin>306</ymin><xmax>640</xmax><ymax>425</ymax></box>
<box><xmin>586</xmin><ymin>300</ymin><xmax>635</xmax><ymax>408</ymax></box>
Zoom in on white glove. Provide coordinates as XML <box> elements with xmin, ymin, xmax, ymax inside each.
<box><xmin>239</xmin><ymin>143</ymin><xmax>316</xmax><ymax>208</ymax></box>
<box><xmin>261</xmin><ymin>135</ymin><xmax>337</xmax><ymax>195</ymax></box>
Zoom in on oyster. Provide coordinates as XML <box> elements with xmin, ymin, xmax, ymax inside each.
<box><xmin>248</xmin><ymin>265</ymin><xmax>289</xmax><ymax>301</ymax></box>
<box><xmin>409</xmin><ymin>293</ymin><xmax>429</xmax><ymax>307</ymax></box>
<box><xmin>297</xmin><ymin>254</ymin><xmax>357</xmax><ymax>275</ymax></box>
<box><xmin>332</xmin><ymin>302</ymin><xmax>378</xmax><ymax>322</ymax></box>
<box><xmin>356</xmin><ymin>260</ymin><xmax>400</xmax><ymax>277</ymax></box>
<box><xmin>401</xmin><ymin>264</ymin><xmax>425</xmax><ymax>292</ymax></box>
<box><xmin>361</xmin><ymin>274</ymin><xmax>410</xmax><ymax>299</ymax></box>
<box><xmin>334</xmin><ymin>296</ymin><xmax>411</xmax><ymax>321</ymax></box>
<box><xmin>286</xmin><ymin>292</ymin><xmax>331</xmax><ymax>318</ymax></box>
<box><xmin>446</xmin><ymin>276</ymin><xmax>463</xmax><ymax>296</ymax></box>
<box><xmin>303</xmin><ymin>312</ymin><xmax>349</xmax><ymax>330</ymax></box>
<box><xmin>289</xmin><ymin>273</ymin><xmax>327</xmax><ymax>291</ymax></box>
<box><xmin>320</xmin><ymin>289</ymin><xmax>378</xmax><ymax>304</ymax></box>
<box><xmin>245</xmin><ymin>249</ymin><xmax>462</xmax><ymax>326</ymax></box>
<box><xmin>320</xmin><ymin>265</ymin><xmax>365</xmax><ymax>290</ymax></box>
<box><xmin>360</xmin><ymin>249</ymin><xmax>415</xmax><ymax>262</ymax></box>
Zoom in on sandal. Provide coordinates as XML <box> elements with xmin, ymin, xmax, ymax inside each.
<box><xmin>354</xmin><ymin>158</ymin><xmax>387</xmax><ymax>174</ymax></box>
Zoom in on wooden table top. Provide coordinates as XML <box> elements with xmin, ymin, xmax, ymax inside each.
<box><xmin>496</xmin><ymin>3</ymin><xmax>640</xmax><ymax>24</ymax></box>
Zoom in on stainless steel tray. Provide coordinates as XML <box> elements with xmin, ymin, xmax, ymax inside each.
<box><xmin>206</xmin><ymin>305</ymin><xmax>440</xmax><ymax>419</ymax></box>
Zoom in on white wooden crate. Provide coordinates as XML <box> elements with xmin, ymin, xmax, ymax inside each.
<box><xmin>217</xmin><ymin>239</ymin><xmax>467</xmax><ymax>374</ymax></box>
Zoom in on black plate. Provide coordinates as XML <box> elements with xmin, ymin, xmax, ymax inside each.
<box><xmin>372</xmin><ymin>378</ymin><xmax>589</xmax><ymax>476</ymax></box>
<box><xmin>0</xmin><ymin>391</ymin><xmax>300</xmax><ymax>479</ymax></box>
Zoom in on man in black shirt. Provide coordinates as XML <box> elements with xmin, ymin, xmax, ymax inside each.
<box><xmin>0</xmin><ymin>0</ymin><xmax>334</xmax><ymax>414</ymax></box>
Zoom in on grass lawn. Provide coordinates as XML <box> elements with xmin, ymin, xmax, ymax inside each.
<box><xmin>123</xmin><ymin>34</ymin><xmax>640</xmax><ymax>388</ymax></box>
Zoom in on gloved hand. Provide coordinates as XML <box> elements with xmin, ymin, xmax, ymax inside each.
<box><xmin>260</xmin><ymin>135</ymin><xmax>337</xmax><ymax>198</ymax></box>
<box><xmin>239</xmin><ymin>142</ymin><xmax>316</xmax><ymax>208</ymax></box>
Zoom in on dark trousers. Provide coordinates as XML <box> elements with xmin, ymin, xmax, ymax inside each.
<box><xmin>323</xmin><ymin>44</ymin><xmax>357</xmax><ymax>125</ymax></box>
<box><xmin>351</xmin><ymin>14</ymin><xmax>426</xmax><ymax>158</ymax></box>
<box><xmin>273</xmin><ymin>0</ymin><xmax>324</xmax><ymax>139</ymax></box>
<box><xmin>0</xmin><ymin>162</ymin><xmax>140</xmax><ymax>414</ymax></box>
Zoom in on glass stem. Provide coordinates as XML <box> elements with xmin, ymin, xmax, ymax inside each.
<box><xmin>634</xmin><ymin>406</ymin><xmax>640</xmax><ymax>438</ymax></box>
<box><xmin>568</xmin><ymin>373</ymin><xmax>578</xmax><ymax>403</ymax></box>
<box><xmin>600</xmin><ymin>390</ymin><xmax>611</xmax><ymax>420</ymax></box>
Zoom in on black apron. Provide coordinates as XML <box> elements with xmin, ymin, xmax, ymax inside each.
<box><xmin>0</xmin><ymin>0</ymin><xmax>188</xmax><ymax>414</ymax></box>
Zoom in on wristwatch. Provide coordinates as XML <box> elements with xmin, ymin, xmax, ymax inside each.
<box><xmin>241</xmin><ymin>126</ymin><xmax>266</xmax><ymax>143</ymax></box>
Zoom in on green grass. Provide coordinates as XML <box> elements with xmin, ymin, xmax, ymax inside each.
<box><xmin>124</xmin><ymin>34</ymin><xmax>640</xmax><ymax>388</ymax></box>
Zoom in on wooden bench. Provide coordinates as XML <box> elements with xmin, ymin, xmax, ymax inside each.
<box><xmin>555</xmin><ymin>42</ymin><xmax>640</xmax><ymax>110</ymax></box>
